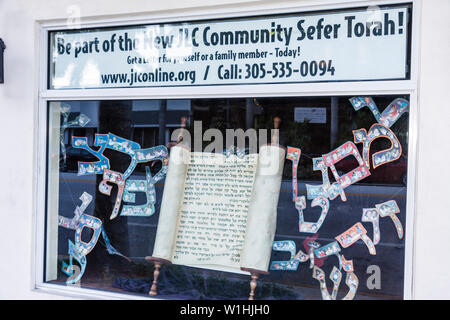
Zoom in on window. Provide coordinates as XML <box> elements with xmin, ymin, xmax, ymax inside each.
<box><xmin>44</xmin><ymin>95</ymin><xmax>410</xmax><ymax>299</ymax></box>
<box><xmin>37</xmin><ymin>1</ymin><xmax>417</xmax><ymax>300</ymax></box>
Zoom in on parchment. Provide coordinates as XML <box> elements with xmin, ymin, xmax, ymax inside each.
<box><xmin>152</xmin><ymin>144</ymin><xmax>285</xmax><ymax>274</ymax></box>
<box><xmin>152</xmin><ymin>145</ymin><xmax>190</xmax><ymax>261</ymax></box>
<box><xmin>171</xmin><ymin>152</ymin><xmax>258</xmax><ymax>269</ymax></box>
<box><xmin>240</xmin><ymin>145</ymin><xmax>286</xmax><ymax>272</ymax></box>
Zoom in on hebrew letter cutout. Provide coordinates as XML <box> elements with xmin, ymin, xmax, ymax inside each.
<box><xmin>287</xmin><ymin>147</ymin><xmax>330</xmax><ymax>233</ymax></box>
<box><xmin>306</xmin><ymin>157</ymin><xmax>332</xmax><ymax>200</ymax></box>
<box><xmin>375</xmin><ymin>200</ymin><xmax>404</xmax><ymax>240</ymax></box>
<box><xmin>312</xmin><ymin>266</ymin><xmax>342</xmax><ymax>300</ymax></box>
<box><xmin>322</xmin><ymin>141</ymin><xmax>371</xmax><ymax>200</ymax></box>
<box><xmin>349</xmin><ymin>97</ymin><xmax>409</xmax><ymax>128</ymax></box>
<box><xmin>341</xmin><ymin>255</ymin><xmax>354</xmax><ymax>273</ymax></box>
<box><xmin>60</xmin><ymin>104</ymin><xmax>90</xmax><ymax>165</ymax></box>
<box><xmin>339</xmin><ymin>254</ymin><xmax>359</xmax><ymax>300</ymax></box>
<box><xmin>122</xmin><ymin>166</ymin><xmax>156</xmax><ymax>217</ymax></box>
<box><xmin>329</xmin><ymin>266</ymin><xmax>343</xmax><ymax>300</ymax></box>
<box><xmin>314</xmin><ymin>241</ymin><xmax>342</xmax><ymax>270</ymax></box>
<box><xmin>74</xmin><ymin>214</ymin><xmax>102</xmax><ymax>256</ymax></box>
<box><xmin>349</xmin><ymin>97</ymin><xmax>382</xmax><ymax>122</ymax></box>
<box><xmin>73</xmin><ymin>134</ymin><xmax>110</xmax><ymax>175</ymax></box>
<box><xmin>99</xmin><ymin>169</ymin><xmax>125</xmax><ymax>220</ymax></box>
<box><xmin>62</xmin><ymin>240</ymin><xmax>87</xmax><ymax>285</ymax></box>
<box><xmin>335</xmin><ymin>222</ymin><xmax>376</xmax><ymax>255</ymax></box>
<box><xmin>270</xmin><ymin>240</ymin><xmax>309</xmax><ymax>271</ymax></box>
<box><xmin>342</xmin><ymin>272</ymin><xmax>359</xmax><ymax>300</ymax></box>
<box><xmin>305</xmin><ymin>156</ymin><xmax>346</xmax><ymax>201</ymax></box>
<box><xmin>58</xmin><ymin>192</ymin><xmax>93</xmax><ymax>230</ymax></box>
<box><xmin>134</xmin><ymin>145</ymin><xmax>169</xmax><ymax>182</ymax></box>
<box><xmin>286</xmin><ymin>146</ymin><xmax>301</xmax><ymax>202</ymax></box>
<box><xmin>362</xmin><ymin>200</ymin><xmax>403</xmax><ymax>244</ymax></box>
<box><xmin>361</xmin><ymin>208</ymin><xmax>381</xmax><ymax>245</ymax></box>
<box><xmin>106</xmin><ymin>133</ymin><xmax>141</xmax><ymax>179</ymax></box>
<box><xmin>299</xmin><ymin>196</ymin><xmax>330</xmax><ymax>233</ymax></box>
<box><xmin>353</xmin><ymin>123</ymin><xmax>402</xmax><ymax>169</ymax></box>
<box><xmin>378</xmin><ymin>98</ymin><xmax>409</xmax><ymax>128</ymax></box>
<box><xmin>121</xmin><ymin>146</ymin><xmax>169</xmax><ymax>217</ymax></box>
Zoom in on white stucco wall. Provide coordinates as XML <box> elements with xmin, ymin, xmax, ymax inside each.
<box><xmin>414</xmin><ymin>0</ymin><xmax>450</xmax><ymax>300</ymax></box>
<box><xmin>0</xmin><ymin>0</ymin><xmax>448</xmax><ymax>299</ymax></box>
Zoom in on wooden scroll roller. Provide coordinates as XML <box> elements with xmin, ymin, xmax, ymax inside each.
<box><xmin>241</xmin><ymin>268</ymin><xmax>269</xmax><ymax>300</ymax></box>
<box><xmin>145</xmin><ymin>256</ymin><xmax>171</xmax><ymax>296</ymax></box>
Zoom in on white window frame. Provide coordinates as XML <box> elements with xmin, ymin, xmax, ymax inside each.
<box><xmin>32</xmin><ymin>0</ymin><xmax>422</xmax><ymax>300</ymax></box>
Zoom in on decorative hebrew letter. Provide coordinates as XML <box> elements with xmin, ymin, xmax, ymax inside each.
<box><xmin>287</xmin><ymin>147</ymin><xmax>331</xmax><ymax>233</ymax></box>
<box><xmin>62</xmin><ymin>240</ymin><xmax>87</xmax><ymax>285</ymax></box>
<box><xmin>61</xmin><ymin>261</ymin><xmax>74</xmax><ymax>277</ymax></box>
<box><xmin>314</xmin><ymin>241</ymin><xmax>342</xmax><ymax>270</ymax></box>
<box><xmin>286</xmin><ymin>146</ymin><xmax>301</xmax><ymax>202</ymax></box>
<box><xmin>313</xmin><ymin>264</ymin><xmax>358</xmax><ymax>300</ymax></box>
<box><xmin>306</xmin><ymin>157</ymin><xmax>358</xmax><ymax>201</ymax></box>
<box><xmin>59</xmin><ymin>195</ymin><xmax>131</xmax><ymax>285</ymax></box>
<box><xmin>58</xmin><ymin>192</ymin><xmax>93</xmax><ymax>230</ymax></box>
<box><xmin>306</xmin><ymin>157</ymin><xmax>332</xmax><ymax>200</ymax></box>
<box><xmin>362</xmin><ymin>200</ymin><xmax>403</xmax><ymax>245</ymax></box>
<box><xmin>270</xmin><ymin>240</ymin><xmax>309</xmax><ymax>271</ymax></box>
<box><xmin>60</xmin><ymin>104</ymin><xmax>90</xmax><ymax>165</ymax></box>
<box><xmin>122</xmin><ymin>166</ymin><xmax>156</xmax><ymax>217</ymax></box>
<box><xmin>353</xmin><ymin>123</ymin><xmax>402</xmax><ymax>169</ymax></box>
<box><xmin>298</xmin><ymin>196</ymin><xmax>330</xmax><ymax>233</ymax></box>
<box><xmin>74</xmin><ymin>214</ymin><xmax>102</xmax><ymax>256</ymax></box>
<box><xmin>73</xmin><ymin>134</ymin><xmax>110</xmax><ymax>175</ymax></box>
<box><xmin>361</xmin><ymin>208</ymin><xmax>381</xmax><ymax>245</ymax></box>
<box><xmin>329</xmin><ymin>266</ymin><xmax>343</xmax><ymax>300</ymax></box>
<box><xmin>322</xmin><ymin>141</ymin><xmax>371</xmax><ymax>200</ymax></box>
<box><xmin>288</xmin><ymin>147</ymin><xmax>335</xmax><ymax>205</ymax></box>
<box><xmin>312</xmin><ymin>266</ymin><xmax>342</xmax><ymax>300</ymax></box>
<box><xmin>106</xmin><ymin>133</ymin><xmax>141</xmax><ymax>179</ymax></box>
<box><xmin>65</xmin><ymin>265</ymin><xmax>81</xmax><ymax>288</ymax></box>
<box><xmin>378</xmin><ymin>98</ymin><xmax>409</xmax><ymax>128</ymax></box>
<box><xmin>339</xmin><ymin>255</ymin><xmax>359</xmax><ymax>300</ymax></box>
<box><xmin>341</xmin><ymin>255</ymin><xmax>354</xmax><ymax>273</ymax></box>
<box><xmin>335</xmin><ymin>222</ymin><xmax>376</xmax><ymax>255</ymax></box>
<box><xmin>312</xmin><ymin>266</ymin><xmax>331</xmax><ymax>300</ymax></box>
<box><xmin>121</xmin><ymin>146</ymin><xmax>169</xmax><ymax>217</ymax></box>
<box><xmin>375</xmin><ymin>200</ymin><xmax>404</xmax><ymax>240</ymax></box>
<box><xmin>325</xmin><ymin>183</ymin><xmax>347</xmax><ymax>202</ymax></box>
<box><xmin>349</xmin><ymin>97</ymin><xmax>409</xmax><ymax>128</ymax></box>
<box><xmin>342</xmin><ymin>272</ymin><xmax>359</xmax><ymax>300</ymax></box>
<box><xmin>134</xmin><ymin>145</ymin><xmax>169</xmax><ymax>182</ymax></box>
<box><xmin>99</xmin><ymin>169</ymin><xmax>125</xmax><ymax>220</ymax></box>
<box><xmin>349</xmin><ymin>97</ymin><xmax>382</xmax><ymax>122</ymax></box>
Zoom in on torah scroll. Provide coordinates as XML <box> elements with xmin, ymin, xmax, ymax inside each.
<box><xmin>152</xmin><ymin>144</ymin><xmax>285</xmax><ymax>274</ymax></box>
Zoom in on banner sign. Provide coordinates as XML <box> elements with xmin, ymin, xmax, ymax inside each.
<box><xmin>50</xmin><ymin>5</ymin><xmax>409</xmax><ymax>89</ymax></box>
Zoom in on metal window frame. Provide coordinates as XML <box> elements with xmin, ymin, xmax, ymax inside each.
<box><xmin>32</xmin><ymin>0</ymin><xmax>421</xmax><ymax>300</ymax></box>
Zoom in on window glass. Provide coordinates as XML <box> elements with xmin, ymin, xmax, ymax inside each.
<box><xmin>45</xmin><ymin>95</ymin><xmax>409</xmax><ymax>299</ymax></box>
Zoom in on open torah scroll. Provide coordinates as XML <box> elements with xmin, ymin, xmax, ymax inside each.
<box><xmin>151</xmin><ymin>144</ymin><xmax>286</xmax><ymax>274</ymax></box>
